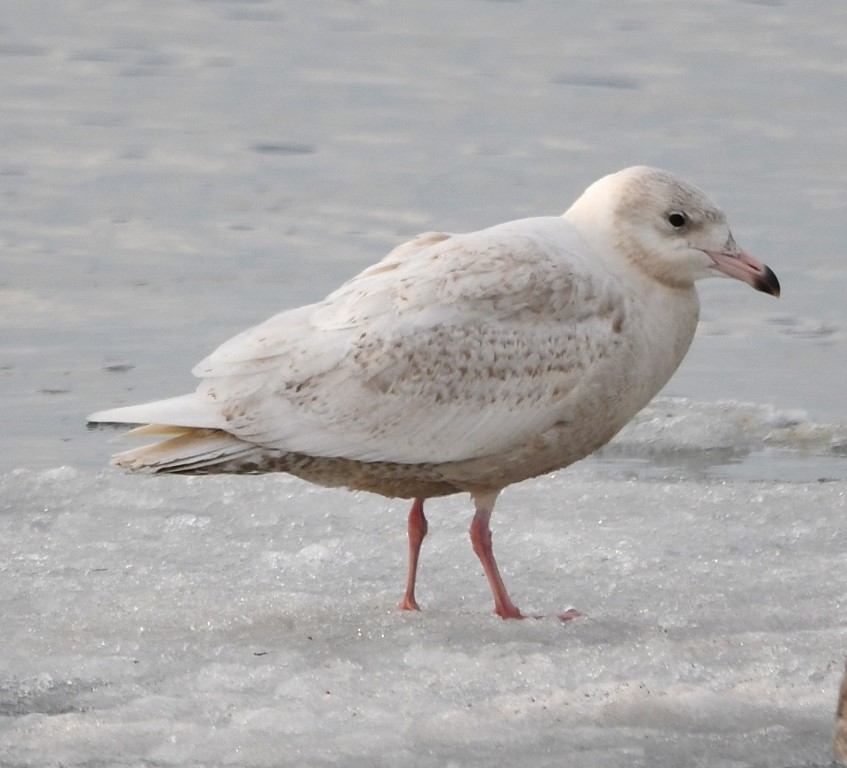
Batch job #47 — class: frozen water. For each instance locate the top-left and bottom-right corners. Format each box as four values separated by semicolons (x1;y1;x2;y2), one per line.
1;458;845;766
594;398;847;483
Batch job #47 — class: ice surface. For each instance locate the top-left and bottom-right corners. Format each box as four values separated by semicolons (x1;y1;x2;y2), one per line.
1;455;845;767
593;398;847;483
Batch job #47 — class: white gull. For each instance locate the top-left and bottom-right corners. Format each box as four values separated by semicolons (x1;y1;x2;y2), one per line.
89;166;780;620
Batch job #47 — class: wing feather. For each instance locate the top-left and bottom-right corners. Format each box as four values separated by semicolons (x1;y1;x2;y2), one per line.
187;217;630;465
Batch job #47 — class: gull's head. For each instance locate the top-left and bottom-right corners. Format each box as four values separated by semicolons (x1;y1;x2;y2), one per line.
564;166;780;296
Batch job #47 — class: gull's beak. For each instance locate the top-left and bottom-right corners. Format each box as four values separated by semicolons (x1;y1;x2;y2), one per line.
706;247;780;297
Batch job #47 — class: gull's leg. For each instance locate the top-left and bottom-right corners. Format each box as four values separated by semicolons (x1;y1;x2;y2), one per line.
469;491;524;619
835;661;847;764
397;497;428;611
469;491;581;622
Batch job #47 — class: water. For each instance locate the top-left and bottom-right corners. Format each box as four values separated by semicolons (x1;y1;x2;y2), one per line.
2;0;846;476
1;2;846;766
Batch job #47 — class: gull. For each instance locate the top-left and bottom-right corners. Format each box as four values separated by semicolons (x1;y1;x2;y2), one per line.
89;166;780;620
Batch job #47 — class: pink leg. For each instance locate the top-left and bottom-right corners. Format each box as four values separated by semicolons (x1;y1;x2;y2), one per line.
470;492;581;622
397;497;428;611
469;499;525;620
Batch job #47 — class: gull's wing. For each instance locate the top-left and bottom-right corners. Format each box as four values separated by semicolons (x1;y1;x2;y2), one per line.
185;217;630;465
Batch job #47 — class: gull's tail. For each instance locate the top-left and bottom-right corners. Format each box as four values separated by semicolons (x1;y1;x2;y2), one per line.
88;396;263;474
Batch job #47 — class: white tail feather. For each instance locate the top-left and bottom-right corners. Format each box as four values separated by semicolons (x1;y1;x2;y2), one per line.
88;393;226;430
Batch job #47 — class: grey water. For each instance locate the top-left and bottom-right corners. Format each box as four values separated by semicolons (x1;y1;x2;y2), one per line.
2;0;846;480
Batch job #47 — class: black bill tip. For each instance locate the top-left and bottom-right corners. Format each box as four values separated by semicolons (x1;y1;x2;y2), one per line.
755;265;780;297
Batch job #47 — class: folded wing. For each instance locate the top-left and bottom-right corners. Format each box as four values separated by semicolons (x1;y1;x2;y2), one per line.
91;218;629;466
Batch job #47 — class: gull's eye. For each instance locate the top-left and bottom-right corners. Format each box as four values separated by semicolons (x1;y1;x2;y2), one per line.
667;211;688;229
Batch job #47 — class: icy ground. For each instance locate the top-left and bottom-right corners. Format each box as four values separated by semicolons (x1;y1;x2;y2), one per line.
2;401;846;767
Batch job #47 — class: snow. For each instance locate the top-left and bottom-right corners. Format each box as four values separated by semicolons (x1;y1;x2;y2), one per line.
2;401;846;766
